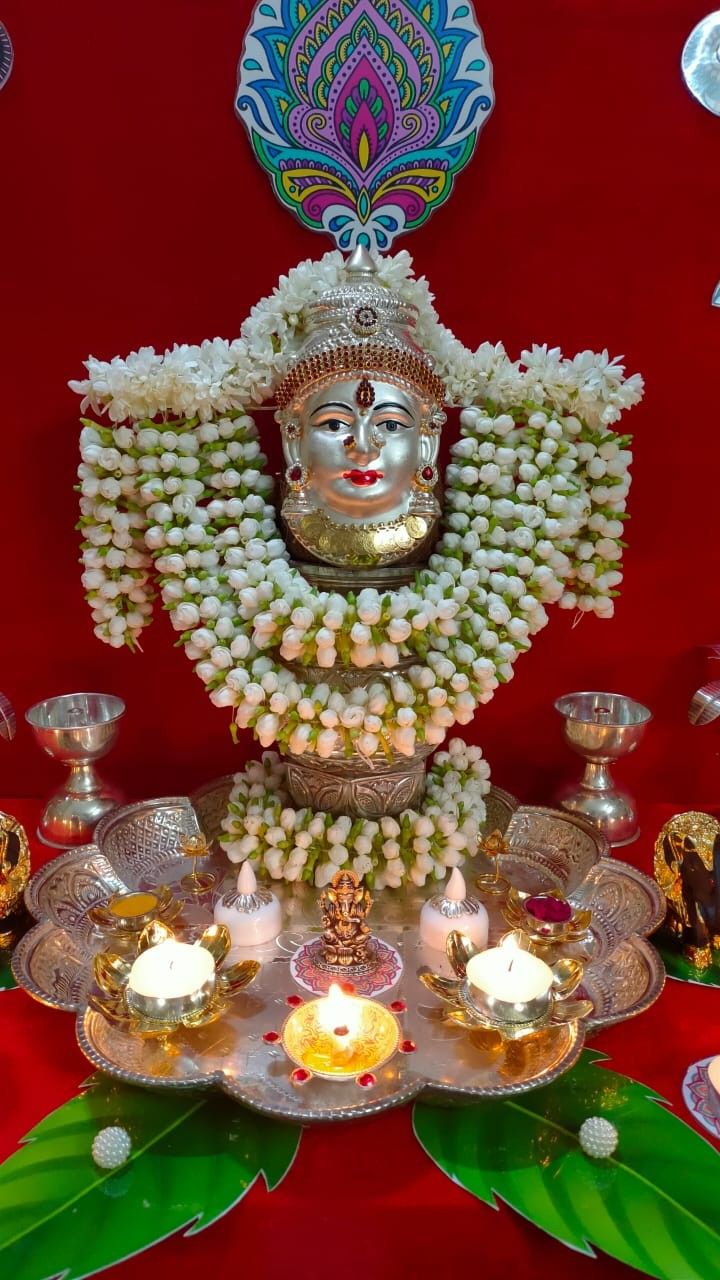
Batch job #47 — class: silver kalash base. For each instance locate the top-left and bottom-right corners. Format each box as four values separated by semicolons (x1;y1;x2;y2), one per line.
284;742;434;817
15;784;665;1125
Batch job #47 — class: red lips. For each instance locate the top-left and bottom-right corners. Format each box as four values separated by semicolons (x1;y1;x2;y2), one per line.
343;470;384;486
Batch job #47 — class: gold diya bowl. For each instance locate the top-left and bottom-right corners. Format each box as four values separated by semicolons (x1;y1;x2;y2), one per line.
89;887;182;936
502;887;592;950
281;996;400;1081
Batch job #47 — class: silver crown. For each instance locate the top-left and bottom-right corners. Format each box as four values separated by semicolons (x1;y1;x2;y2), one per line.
274;247;445;410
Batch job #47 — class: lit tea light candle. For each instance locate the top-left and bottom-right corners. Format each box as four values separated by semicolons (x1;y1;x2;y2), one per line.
281;983;399;1081
465;934;554;1024
420;868;489;953
214;861;282;947
317;982;362;1046
126;939;215;1023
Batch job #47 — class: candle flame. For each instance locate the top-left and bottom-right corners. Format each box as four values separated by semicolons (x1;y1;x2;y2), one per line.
318;983;361;1039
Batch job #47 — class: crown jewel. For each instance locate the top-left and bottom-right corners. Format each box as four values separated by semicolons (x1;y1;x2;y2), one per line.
275;250;446;410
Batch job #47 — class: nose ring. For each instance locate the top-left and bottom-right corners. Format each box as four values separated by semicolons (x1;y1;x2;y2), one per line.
343;434;355;450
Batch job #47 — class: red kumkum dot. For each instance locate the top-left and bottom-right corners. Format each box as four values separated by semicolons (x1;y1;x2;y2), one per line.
357;1072;376;1088
291;1067;312;1085
262;1030;280;1044
340;981;356;996
526;895;573;924
390;1000;406;1013
400;1039;417;1054
286;994;304;1006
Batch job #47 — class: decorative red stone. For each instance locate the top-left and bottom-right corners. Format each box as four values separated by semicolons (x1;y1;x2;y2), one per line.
357;1072;376;1088
262;1030;280;1044
390;1000;407;1013
333;1025;350;1037
421;466;434;480
399;1039;417;1054
286;994;304;1006
526;895;573;924
289;465;303;481
291;1067;312;1085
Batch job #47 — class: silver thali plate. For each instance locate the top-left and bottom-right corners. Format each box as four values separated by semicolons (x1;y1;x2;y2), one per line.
14;786;664;1122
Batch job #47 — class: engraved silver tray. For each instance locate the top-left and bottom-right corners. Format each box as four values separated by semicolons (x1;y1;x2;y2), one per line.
15;788;664;1123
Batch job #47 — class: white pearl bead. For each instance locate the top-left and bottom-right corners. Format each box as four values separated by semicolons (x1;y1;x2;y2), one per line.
92;1125;132;1170
578;1116;618;1159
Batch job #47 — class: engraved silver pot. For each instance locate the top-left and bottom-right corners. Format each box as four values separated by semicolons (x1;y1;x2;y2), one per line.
284;742;434;818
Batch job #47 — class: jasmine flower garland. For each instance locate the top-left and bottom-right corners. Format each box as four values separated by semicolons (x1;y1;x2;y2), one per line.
219;741;490;889
73;250;642;884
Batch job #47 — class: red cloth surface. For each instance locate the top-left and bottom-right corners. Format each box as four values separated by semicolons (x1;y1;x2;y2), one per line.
2;799;719;1280
1;0;720;805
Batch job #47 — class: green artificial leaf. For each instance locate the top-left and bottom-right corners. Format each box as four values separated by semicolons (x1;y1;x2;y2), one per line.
413;1050;720;1280
0;1074;301;1280
0;949;17;990
658;941;720;988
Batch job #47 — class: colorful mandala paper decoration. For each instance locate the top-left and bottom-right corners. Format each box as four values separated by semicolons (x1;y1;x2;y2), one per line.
236;0;494;251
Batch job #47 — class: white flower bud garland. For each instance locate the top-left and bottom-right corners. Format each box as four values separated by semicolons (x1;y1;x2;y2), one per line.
220;741;490;889
72;250;642;790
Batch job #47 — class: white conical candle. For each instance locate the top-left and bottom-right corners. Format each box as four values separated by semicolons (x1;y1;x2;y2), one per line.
214;860;282;947
419;868;489;953
445;867;467;901
237;860;257;895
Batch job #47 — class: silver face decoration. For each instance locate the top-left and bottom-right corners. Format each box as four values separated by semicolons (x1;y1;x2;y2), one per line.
282;379;434;524
273;247;447;568
279;378;442;567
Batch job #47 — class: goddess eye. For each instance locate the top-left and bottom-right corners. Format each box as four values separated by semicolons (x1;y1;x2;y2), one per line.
380;419;409;433
324;419;346;432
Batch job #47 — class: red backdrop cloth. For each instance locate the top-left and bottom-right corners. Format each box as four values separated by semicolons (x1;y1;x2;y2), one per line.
2;799;719;1280
0;0;719;804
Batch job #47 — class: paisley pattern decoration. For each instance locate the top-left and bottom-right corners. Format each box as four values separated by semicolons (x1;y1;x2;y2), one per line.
236;0;494;250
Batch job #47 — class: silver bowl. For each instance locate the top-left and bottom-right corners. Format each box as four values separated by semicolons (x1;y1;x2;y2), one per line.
554;692;652;847
26;693;125;847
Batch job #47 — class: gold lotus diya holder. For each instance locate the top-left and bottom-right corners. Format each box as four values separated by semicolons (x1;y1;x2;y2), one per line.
420;928;593;1044
91;919;259;1040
